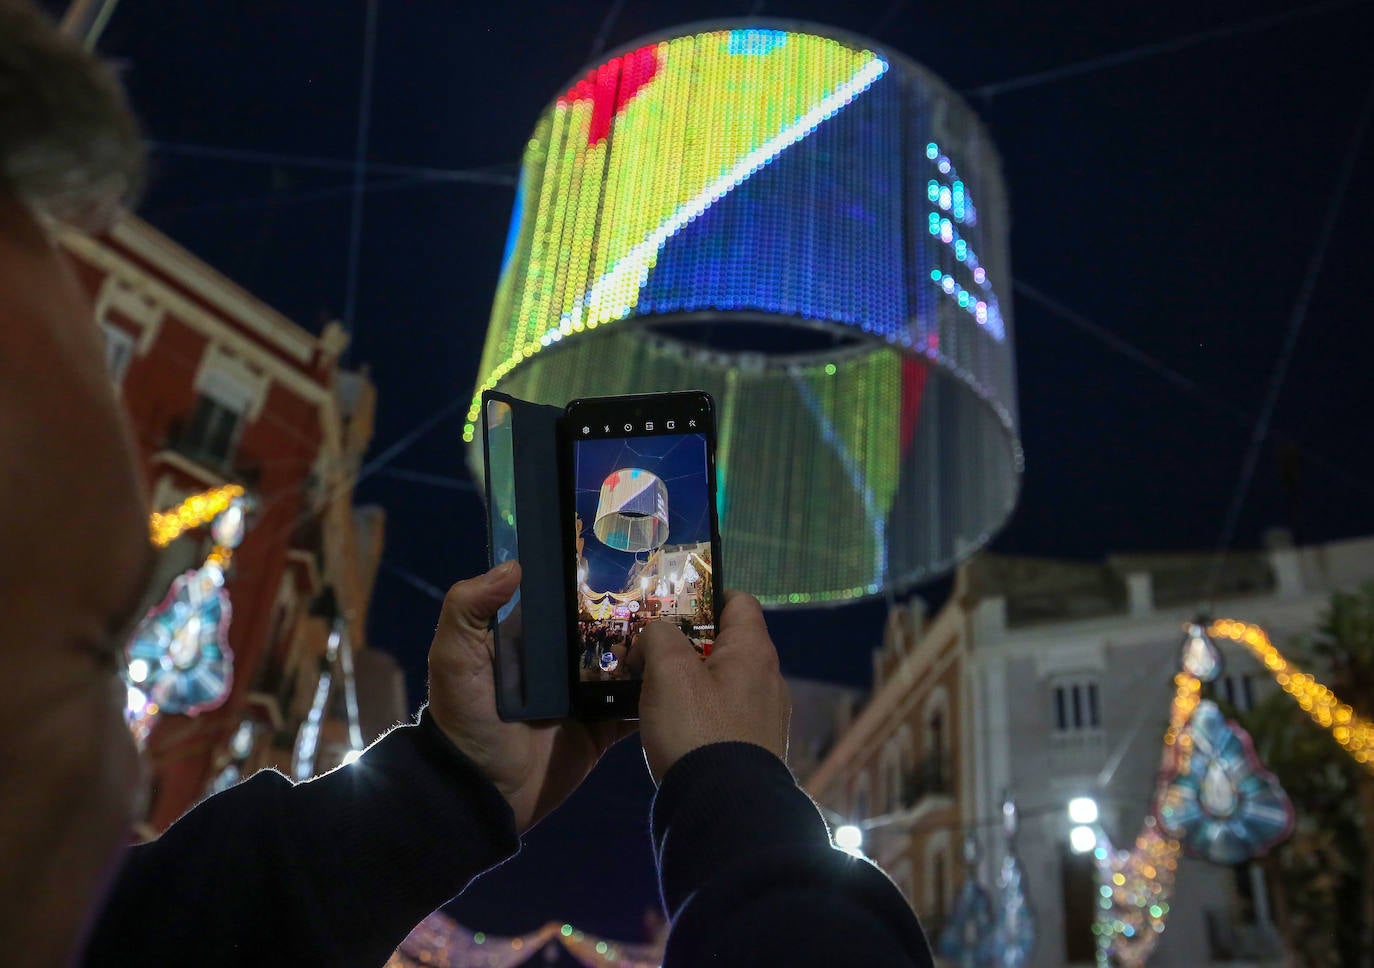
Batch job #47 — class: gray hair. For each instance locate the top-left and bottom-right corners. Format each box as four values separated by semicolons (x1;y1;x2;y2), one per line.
0;0;144;229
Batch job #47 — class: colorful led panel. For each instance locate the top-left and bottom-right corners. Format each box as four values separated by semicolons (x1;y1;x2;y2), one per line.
467;25;1021;605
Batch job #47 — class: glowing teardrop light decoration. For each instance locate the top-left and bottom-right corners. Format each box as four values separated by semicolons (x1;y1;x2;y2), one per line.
1179;623;1222;682
1199;760;1239;818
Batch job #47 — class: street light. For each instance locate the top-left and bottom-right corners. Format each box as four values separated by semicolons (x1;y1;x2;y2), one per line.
1068;796;1099;825
1069;825;1098;854
835;824;864;857
1068;796;1100;853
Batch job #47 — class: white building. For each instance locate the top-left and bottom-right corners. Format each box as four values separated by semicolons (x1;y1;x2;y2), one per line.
969;531;1374;966
804;531;1374;966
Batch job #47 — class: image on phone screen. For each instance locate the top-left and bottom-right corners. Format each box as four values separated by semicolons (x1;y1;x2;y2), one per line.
572;433;716;682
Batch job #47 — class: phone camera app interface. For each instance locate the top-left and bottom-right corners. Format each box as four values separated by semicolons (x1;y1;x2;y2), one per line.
573;432;715;683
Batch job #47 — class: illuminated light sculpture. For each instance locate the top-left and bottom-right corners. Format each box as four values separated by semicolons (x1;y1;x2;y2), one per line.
1092;619;1301;967
1210;618;1374;771
593;467;670;552
124;560;233;717
937;834;995;967
467;23;1021;605
989;796;1035;968
125;494;252;736
1180;622;1222;681
1156;700;1294;864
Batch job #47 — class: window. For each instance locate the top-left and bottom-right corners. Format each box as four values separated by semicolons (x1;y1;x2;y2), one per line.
180;352;261;467
1218;674;1256;713
1054;679;1101;732
883;742;904;812
929;709;946;760
100;321;135;384
181;394;243;464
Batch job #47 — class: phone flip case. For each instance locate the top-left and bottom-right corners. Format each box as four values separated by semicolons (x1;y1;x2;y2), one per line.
480;390;573;720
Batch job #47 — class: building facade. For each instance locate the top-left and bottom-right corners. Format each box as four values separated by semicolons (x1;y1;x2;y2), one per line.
805;584;971;939
804;532;1374;966
58;216;405;830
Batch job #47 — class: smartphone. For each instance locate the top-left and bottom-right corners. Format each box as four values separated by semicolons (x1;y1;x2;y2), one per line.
561;391;723;719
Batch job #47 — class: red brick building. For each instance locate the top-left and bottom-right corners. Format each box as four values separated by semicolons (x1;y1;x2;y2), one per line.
58;216;403;830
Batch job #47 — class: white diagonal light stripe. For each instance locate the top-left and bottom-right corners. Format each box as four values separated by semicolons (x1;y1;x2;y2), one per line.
537;56;890;347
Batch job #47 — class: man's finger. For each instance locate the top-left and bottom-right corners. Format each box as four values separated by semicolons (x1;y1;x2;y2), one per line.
708;591;779;671
637;620;702;686
441;561;521;636
718;590;767;634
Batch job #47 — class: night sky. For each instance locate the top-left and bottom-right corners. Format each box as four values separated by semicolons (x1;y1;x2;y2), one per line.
85;0;1374;946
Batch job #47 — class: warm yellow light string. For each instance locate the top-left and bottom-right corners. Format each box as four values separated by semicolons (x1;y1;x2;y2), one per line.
148;484;245;548
1210;618;1374;772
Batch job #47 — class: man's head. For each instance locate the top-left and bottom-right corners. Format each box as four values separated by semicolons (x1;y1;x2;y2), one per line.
0;2;153;962
0;0;144;229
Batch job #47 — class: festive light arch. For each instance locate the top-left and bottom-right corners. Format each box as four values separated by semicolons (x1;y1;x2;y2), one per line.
466;22;1021;605
149;484;245;548
1209;618;1374;771
1091;615;1370;966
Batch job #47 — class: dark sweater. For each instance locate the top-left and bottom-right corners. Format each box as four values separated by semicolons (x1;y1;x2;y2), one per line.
85;711;932;966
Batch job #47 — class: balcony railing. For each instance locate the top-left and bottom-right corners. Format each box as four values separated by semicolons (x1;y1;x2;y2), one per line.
163;415;260;487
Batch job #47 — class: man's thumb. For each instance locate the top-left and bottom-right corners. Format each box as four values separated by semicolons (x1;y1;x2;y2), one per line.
441;561;520;636
637;620;700;687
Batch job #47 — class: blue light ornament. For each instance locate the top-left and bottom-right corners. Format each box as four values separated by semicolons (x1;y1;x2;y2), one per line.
125;562;234;717
1155;700;1293;865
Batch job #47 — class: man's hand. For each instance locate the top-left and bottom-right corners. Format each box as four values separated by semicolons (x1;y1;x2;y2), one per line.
427;562;633;834
638;592;790;785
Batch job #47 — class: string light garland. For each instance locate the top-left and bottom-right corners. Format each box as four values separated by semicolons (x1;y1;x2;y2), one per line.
1091;671;1192;968
148;484;246;548
1209;618;1374;771
1091;821;1179;968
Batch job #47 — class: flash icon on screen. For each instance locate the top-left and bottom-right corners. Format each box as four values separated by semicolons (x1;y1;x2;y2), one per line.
603;425;610;433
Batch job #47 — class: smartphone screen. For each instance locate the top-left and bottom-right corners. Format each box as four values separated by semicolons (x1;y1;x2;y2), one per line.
564;393;720;714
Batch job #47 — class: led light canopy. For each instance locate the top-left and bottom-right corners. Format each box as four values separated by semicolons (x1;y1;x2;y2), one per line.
468;22;1021;605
